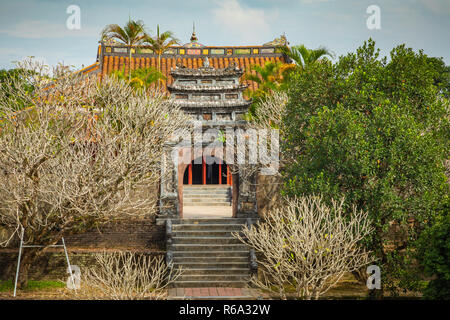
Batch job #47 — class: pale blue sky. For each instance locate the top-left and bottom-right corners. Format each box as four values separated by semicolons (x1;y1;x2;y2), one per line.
0;0;449;69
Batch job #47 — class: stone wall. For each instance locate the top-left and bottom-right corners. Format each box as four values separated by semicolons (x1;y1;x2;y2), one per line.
0;217;165;281
256;174;282;218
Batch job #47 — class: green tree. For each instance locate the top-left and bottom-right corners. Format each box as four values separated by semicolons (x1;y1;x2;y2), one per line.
111;66;165;91
101;19;147;81
144;25;179;90
0;68;37;112
426;56;450;98
416;199;450;300
281;44;334;71
282;39;449;297
243;61;284;119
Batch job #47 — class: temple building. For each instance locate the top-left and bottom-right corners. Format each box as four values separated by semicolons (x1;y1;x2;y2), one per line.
78;31;290;221
76;31;290;288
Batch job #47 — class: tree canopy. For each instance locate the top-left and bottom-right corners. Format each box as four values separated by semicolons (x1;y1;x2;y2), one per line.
281;39;449;297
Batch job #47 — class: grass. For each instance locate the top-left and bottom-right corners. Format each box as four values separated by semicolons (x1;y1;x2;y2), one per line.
0;280;65;292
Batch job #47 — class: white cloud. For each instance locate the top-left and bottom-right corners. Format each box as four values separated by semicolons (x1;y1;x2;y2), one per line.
0;20;97;39
212;0;274;43
418;0;450;15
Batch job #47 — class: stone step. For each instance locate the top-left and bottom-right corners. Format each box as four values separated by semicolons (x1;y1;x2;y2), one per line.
183;193;231;199
169;244;249;251
183;193;231;198
173;230;244;237
183;189;231;194
173;256;248;263
182;202;232;206
172;236;242;245
176;268;250;276
174;262;249;269
171;250;250;258
171;280;247;288
176;274;250;282
172;218;247;224
172;224;244;231
183;200;231;204
183;197;231;201
183;189;231;193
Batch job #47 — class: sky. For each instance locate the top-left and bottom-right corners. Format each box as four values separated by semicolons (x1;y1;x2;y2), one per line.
0;0;449;70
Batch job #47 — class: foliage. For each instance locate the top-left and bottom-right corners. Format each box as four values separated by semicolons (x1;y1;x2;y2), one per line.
234;195;374;300
282;38;449;296
426;56;450;98
0;68;37;112
143;25;179;88
281;44;334;71
0;280;65;292
244;44;331;122
416;199;450;300
243;61;290;120
101;19;147;81
111;65;165;91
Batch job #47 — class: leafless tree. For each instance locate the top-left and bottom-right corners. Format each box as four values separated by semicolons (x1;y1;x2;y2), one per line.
234;195;374;300
0;58;189;287
224;92;288;185
251;91;288;130
78;251;182;300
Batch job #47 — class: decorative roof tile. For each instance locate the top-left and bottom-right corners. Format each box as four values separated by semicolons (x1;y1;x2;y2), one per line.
173;99;251;109
89;37;290;92
167;83;248;92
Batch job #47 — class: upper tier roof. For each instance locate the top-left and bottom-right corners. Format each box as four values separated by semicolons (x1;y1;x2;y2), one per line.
170;62;244;78
92;35;290;92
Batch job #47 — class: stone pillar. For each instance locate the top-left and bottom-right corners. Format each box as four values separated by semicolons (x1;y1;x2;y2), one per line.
157;142;181;224
235;166;258;218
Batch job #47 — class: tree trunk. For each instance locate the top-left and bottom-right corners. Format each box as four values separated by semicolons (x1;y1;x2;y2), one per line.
129;47;132;82
158;54;161;91
16;248;40;289
368;225;386;300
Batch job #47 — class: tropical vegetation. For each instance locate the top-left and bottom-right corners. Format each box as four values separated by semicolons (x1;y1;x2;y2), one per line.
280;39;449;298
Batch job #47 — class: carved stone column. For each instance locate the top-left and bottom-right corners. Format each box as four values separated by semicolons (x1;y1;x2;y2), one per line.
157;141;180;224
236;165;258;218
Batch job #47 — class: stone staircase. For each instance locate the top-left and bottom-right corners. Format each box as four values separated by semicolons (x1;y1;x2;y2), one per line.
183;185;232;206
166;218;257;288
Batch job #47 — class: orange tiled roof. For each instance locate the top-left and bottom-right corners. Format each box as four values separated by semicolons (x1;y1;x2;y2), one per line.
93;41;289;92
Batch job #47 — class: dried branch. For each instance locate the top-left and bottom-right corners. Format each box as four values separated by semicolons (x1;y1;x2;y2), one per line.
78;251;182;300
234;195;375;300
0;59;189;282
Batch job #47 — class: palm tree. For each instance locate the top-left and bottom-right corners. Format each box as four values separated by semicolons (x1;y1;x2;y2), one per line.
144;25;179;90
281;44;334;71
101;19;147;81
243;61;284;119
111;66;165;91
244;61;283;96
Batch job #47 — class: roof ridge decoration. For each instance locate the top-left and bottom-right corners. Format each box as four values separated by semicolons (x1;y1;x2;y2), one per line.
190;22;198;42
171;57;243;77
263;34;289;47
183;22;204;48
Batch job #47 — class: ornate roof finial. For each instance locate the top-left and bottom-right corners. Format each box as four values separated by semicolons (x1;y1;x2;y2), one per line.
190;21;198;42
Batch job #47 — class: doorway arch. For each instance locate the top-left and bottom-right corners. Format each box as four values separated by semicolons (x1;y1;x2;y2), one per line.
178;155;236;218
182;157;232;186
